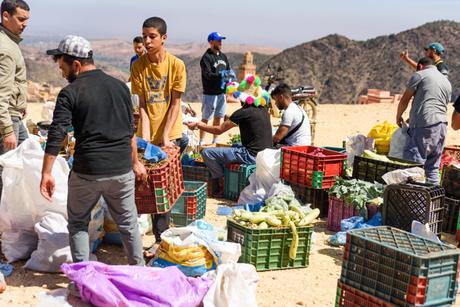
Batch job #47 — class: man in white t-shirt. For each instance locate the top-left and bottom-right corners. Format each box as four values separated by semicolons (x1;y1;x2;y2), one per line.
271;83;311;146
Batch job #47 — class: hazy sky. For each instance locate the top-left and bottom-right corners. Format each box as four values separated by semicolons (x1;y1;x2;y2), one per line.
24;0;460;48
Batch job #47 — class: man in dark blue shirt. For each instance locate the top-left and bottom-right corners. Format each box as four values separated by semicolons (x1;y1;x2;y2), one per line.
130;36;145;72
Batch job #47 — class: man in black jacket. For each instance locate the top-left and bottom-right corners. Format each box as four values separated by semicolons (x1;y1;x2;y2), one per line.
199;32;231;145
40;35;146;266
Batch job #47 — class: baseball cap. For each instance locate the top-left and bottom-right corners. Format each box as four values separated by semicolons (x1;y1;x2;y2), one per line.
46;35;93;58
207;32;226;42
424;42;445;54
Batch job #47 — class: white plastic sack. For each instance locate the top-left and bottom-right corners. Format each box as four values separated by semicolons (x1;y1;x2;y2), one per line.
382;167;425;185
24;213;72;272
0;138;69;232
389;122;409;159
202;263;259;307
37;289;72;307
346;134;375;165
89;200;105;252
1;230;38;262
238;149;280;204
161;220;241;265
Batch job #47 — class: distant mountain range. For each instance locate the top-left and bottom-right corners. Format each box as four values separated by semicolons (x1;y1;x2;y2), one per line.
22;20;460;103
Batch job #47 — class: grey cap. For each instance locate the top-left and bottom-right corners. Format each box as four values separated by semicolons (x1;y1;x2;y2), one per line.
46;35;93;58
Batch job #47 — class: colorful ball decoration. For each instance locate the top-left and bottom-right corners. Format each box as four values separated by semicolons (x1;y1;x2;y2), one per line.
229;74;268;108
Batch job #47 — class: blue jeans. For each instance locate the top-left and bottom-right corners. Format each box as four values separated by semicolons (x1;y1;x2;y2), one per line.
201;145;256;179
403;122;446;183
202;94;226;120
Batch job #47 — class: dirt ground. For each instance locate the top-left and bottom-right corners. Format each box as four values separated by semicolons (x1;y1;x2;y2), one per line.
1;101;459;306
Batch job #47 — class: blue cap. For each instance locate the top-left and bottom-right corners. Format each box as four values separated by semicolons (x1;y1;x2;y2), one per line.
207;32;226;42
425;42;445;54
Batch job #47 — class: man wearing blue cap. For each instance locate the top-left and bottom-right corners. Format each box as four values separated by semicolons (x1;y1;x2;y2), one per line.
199;32;231;145
400;42;448;76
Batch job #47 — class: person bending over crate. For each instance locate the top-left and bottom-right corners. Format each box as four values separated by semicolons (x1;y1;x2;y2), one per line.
187;92;273;196
396;57;452;183
40;35;147;268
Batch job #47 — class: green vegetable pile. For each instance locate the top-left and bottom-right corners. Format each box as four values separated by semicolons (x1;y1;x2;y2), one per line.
228;134;241;145
362;150;413;166
230;193;320;260
329;177;384;219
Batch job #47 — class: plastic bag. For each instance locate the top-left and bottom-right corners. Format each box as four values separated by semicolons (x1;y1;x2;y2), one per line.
166;221;240;264
345;134;375;166
37;289;72;307
341;216;364;232
24;213;72;272
61;261;212;307
1;230;38;262
0;138;69;232
238;149;280;204
382;167;425;185
202;263;259;307
411;221;441;243
389;122;409;159
368;121;398;154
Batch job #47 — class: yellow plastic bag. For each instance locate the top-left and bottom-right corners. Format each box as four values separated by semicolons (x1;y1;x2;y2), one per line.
157;240;215;269
367;121;398;154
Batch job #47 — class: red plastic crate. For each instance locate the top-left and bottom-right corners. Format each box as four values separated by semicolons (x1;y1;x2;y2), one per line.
135;147;184;214
443;145;460;161
336;280;395;307
327;197;359;232
281;146;346;189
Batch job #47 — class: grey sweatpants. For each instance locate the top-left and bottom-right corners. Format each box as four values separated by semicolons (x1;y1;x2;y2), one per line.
403;122;446;183
67;170;144;265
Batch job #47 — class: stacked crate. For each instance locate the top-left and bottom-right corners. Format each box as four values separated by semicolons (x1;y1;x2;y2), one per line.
170;181;207;227
281;146;347;217
336;226;460;306
441;158;460;235
382;182;445;237
223;163;256;201
135;147;184;214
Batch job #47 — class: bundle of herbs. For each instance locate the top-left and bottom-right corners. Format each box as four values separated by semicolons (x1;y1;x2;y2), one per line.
329;177;384;219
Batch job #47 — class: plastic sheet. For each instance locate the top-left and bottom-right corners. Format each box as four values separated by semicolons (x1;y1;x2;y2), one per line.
61;261;212;307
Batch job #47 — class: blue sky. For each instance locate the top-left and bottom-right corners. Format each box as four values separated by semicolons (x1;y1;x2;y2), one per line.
24;0;460;47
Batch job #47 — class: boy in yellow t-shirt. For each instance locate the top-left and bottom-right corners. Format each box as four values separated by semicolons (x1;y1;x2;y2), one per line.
131;17;186;147
131;16;186;243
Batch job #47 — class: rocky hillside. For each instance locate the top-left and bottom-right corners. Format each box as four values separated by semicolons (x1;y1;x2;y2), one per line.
22;21;460;104
258;20;460;103
21;39;278;101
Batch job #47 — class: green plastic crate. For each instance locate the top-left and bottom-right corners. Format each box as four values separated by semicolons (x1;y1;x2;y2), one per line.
170;181;207;226
223;164;256;201
227;219;313;271
322;146;346;154
341;226;460;306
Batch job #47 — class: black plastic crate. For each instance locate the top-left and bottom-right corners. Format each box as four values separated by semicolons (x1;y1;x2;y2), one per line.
341;226;460;306
441;165;460;199
182;164;214;196
352;155;423;184
289;183;329;217
443;196;460;234
382;183;445;236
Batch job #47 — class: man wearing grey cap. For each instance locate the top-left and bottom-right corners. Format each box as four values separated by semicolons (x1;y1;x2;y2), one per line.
0;0;30;199
40;35;147;268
